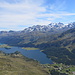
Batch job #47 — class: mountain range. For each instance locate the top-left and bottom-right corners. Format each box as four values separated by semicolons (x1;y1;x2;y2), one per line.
0;22;75;46
39;28;75;65
22;22;75;33
1;22;75;33
0;22;75;65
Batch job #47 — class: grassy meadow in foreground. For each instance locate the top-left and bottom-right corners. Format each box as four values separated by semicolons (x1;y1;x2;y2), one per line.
0;51;49;75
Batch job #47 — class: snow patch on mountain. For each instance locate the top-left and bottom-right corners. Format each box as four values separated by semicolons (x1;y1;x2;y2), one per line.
22;22;75;33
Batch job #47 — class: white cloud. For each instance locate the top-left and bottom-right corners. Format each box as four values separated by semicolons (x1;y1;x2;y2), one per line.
0;0;47;30
0;0;75;30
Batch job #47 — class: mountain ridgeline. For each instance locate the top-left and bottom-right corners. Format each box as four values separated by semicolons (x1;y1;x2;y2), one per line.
0;22;75;46
0;22;75;65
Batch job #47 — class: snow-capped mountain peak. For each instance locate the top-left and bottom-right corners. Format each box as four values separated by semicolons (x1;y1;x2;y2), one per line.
22;22;75;33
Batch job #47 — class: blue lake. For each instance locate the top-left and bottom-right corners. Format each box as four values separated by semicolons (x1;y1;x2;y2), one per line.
0;47;53;64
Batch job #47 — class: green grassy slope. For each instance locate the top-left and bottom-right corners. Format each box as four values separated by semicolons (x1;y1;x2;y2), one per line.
0;51;75;75
0;51;49;75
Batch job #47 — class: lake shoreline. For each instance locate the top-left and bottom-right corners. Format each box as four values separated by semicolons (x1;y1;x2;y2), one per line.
0;45;53;64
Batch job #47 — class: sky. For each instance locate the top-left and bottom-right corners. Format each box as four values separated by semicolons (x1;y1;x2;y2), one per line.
0;0;75;31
